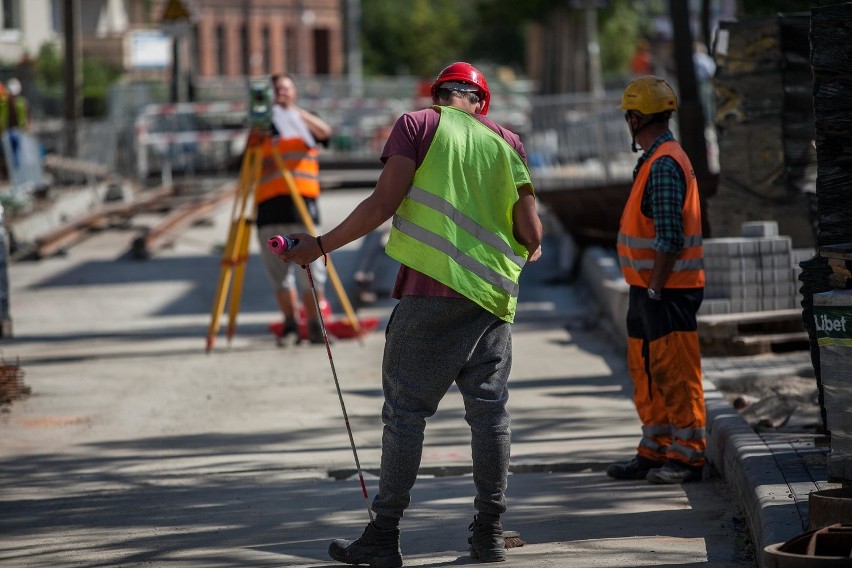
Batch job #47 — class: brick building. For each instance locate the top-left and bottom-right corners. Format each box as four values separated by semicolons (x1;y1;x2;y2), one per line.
155;0;344;77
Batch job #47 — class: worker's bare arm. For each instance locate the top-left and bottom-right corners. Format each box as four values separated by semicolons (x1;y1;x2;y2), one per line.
280;155;416;265
513;183;543;263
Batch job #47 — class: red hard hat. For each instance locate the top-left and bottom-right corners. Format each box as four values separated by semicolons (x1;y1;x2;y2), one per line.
430;62;490;115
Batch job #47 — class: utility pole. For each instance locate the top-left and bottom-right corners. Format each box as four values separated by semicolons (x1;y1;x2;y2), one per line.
161;0;195;102
584;4;611;182
345;0;363;97
170;30;181;102
243;0;251;89
63;0;82;157
701;0;712;51
669;0;709;181
584;5;603;97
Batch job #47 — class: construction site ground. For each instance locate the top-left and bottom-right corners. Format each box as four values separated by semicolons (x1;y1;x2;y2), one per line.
0;179;836;567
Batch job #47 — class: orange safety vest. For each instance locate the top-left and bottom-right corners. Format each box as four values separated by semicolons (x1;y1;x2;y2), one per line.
617;140;704;288
255;137;320;204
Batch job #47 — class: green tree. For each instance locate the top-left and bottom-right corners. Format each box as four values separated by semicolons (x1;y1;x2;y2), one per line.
475;0;563;22
32;42;122;117
34;43;64;92
470;0;563;69
599;0;646;76
362;0;470;77
361;0;649;79
475;0;645;76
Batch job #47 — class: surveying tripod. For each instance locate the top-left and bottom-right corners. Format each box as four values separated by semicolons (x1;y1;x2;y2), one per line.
205;130;361;353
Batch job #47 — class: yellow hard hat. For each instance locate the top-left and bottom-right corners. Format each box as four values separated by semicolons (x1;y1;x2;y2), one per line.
618;75;677;115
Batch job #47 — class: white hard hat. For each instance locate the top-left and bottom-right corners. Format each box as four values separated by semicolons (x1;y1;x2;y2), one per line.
7;78;21;96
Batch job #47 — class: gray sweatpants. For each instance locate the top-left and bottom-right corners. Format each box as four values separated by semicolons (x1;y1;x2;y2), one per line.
372;295;512;519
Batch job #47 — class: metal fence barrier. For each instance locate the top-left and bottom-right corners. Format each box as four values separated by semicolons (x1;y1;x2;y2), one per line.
25;79;643;189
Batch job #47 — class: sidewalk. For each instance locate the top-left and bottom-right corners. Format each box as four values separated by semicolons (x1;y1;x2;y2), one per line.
0;186;831;567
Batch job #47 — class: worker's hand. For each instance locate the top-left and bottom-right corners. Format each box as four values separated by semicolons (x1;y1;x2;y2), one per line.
276;232;322;266
527;245;542;263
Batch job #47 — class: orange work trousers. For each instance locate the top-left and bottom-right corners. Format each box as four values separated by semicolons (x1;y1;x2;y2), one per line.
625;286;706;467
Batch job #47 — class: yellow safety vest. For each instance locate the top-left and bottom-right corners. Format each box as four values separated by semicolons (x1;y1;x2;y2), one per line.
385;106;532;322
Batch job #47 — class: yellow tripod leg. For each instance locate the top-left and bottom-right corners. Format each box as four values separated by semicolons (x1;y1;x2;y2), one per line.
226;217;254;343
206;217;239;351
206;146;259;352
224;147;262;344
269;148;363;336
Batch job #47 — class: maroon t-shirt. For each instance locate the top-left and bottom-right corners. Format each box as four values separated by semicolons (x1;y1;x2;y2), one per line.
380;107;528;299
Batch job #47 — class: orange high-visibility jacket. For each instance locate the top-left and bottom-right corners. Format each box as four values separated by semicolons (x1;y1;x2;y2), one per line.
617;141;704;288
255;137;320;204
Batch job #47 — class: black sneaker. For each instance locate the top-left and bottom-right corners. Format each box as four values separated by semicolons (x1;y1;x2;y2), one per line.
606;455;664;480
469;514;505;562
646;460;703;484
328;521;402;567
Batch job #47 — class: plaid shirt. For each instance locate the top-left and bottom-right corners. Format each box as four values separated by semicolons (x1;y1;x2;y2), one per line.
632;130;687;254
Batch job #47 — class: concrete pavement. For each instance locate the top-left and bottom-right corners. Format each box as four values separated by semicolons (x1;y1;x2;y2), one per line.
0;184;825;567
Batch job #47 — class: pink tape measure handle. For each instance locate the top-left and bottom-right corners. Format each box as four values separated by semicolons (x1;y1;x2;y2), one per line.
267;235;296;254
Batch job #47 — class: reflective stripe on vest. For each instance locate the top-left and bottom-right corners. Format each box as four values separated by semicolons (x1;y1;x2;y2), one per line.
617;140;704;288
385;106;532;322
392;196;523;298
255;137;320;203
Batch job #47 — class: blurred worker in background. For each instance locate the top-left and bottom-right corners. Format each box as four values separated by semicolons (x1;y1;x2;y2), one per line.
629;38;654;76
255;73;333;345
609;75;706;485
692;42;717;126
0;82;6;180
0;78;31;177
276;61;542;566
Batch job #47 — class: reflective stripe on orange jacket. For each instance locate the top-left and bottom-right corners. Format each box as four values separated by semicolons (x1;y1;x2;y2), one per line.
255;137;320;204
617;141;704;289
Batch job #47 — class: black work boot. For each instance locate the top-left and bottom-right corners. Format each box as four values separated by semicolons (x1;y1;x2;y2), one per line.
307;318;328;345
328;521;402;568
276;318;299;347
646;460;703;484
606;455;664;480
468;513;505;562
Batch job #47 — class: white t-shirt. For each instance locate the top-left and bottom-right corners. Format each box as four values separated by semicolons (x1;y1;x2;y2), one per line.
271;106;316;148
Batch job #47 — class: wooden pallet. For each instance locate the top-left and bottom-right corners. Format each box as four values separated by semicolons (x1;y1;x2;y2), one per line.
698;309;809;356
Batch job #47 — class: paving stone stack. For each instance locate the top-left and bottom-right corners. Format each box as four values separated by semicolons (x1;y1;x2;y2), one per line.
802;3;852;483
700;221;813;316
709;15;816;248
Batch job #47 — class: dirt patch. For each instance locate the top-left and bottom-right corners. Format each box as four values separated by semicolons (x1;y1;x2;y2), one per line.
16;416;93;428
0;362;29;408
